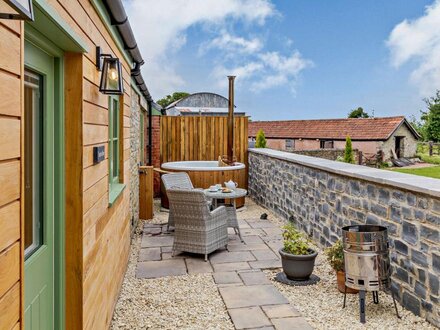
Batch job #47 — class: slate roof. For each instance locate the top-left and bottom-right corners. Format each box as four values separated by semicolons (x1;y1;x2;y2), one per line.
248;116;420;141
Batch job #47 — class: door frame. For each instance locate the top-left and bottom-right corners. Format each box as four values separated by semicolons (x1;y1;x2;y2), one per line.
24;25;65;329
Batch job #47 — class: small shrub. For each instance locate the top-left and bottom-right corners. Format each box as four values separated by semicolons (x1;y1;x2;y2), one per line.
282;223;312;255
325;240;344;272
344;136;354;164
255;129;267;148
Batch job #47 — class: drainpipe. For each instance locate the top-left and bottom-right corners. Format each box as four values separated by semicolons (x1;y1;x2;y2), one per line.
147;100;153;165
227;76;236;164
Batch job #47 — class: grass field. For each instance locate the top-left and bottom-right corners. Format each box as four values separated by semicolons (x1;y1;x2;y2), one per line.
391;166;440;179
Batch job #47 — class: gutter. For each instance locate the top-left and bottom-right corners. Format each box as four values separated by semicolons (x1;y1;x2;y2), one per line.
103;0;153;102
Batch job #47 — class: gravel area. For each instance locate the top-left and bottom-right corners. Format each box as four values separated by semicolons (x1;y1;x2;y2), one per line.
265;252;435;330
111;208;233;330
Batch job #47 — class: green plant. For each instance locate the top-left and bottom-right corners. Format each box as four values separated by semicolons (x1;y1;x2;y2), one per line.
344;135;354;164
255;129;267;148
282;223;312;255
325;240;344;272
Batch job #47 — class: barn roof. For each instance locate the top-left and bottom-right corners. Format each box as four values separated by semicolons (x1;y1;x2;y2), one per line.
248;116;420;141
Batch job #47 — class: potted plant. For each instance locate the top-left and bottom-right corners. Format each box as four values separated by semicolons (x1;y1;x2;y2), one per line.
279;223;318;280
325;240;357;293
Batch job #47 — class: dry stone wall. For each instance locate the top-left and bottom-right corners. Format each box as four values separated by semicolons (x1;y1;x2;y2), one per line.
130;90;141;236
248;148;440;326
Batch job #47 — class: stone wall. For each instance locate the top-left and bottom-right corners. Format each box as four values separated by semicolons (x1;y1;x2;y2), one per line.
152;116;161;196
248;148;440;326
291;148;359;162
130;89;141;236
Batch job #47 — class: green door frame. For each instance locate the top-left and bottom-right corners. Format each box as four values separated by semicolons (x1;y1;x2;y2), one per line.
24;25;65;330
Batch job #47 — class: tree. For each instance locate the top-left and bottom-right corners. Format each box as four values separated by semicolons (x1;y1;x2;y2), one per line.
255;129;267;148
348;107;370;118
424;90;440;142
344;136;354;164
157;92;190;108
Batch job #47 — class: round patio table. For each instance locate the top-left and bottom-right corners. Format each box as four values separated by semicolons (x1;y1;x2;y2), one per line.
204;188;247;242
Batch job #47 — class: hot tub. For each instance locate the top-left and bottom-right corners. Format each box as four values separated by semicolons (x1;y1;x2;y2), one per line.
161;161;247;208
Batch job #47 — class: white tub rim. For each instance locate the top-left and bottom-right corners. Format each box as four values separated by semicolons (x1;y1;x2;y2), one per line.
161;160;245;172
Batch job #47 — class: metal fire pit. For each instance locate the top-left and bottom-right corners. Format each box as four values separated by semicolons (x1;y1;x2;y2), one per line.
341;225;400;323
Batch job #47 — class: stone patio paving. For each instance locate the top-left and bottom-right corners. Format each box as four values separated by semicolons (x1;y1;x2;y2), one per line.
134;199;312;330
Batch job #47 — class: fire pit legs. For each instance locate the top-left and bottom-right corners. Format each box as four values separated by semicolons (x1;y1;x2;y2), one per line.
392;291;401;319
359;290;366;323
372;291;379;304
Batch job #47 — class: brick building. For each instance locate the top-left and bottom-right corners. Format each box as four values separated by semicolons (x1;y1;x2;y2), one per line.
249;116;420;161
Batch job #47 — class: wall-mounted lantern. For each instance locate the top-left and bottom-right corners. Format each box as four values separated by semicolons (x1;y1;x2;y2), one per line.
0;0;34;20
96;46;123;95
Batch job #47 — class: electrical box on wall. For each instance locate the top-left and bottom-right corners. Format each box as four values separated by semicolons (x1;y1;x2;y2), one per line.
93;145;105;164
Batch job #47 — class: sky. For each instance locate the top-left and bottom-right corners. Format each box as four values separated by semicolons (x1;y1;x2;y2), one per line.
124;0;440;121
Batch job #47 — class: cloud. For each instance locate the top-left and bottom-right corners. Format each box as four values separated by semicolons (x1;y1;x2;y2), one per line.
212;51;313;93
387;0;440;95
200;30;263;55
124;0;275;98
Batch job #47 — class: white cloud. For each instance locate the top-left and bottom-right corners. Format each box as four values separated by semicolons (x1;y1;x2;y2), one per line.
200;30;263;55
124;0;275;98
212;51;313;93
387;0;440;95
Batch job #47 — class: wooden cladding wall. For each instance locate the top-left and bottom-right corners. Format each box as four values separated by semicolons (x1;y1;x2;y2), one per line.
160;116;249;165
0;17;23;330
43;0;134;329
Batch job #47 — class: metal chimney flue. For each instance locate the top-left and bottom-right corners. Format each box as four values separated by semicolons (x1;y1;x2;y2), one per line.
227;76;236;164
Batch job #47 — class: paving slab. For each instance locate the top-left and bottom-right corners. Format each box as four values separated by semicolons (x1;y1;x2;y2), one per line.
210;251;256;264
141;235;174;248
238;270;271;285
228;307;272;329
249;259;282;269
228;243;271;252
138;247;161;262
161;252;187;260
161;246;173;253
219;285;288;309
213;272;242;285
242;235;265;244
136;259;187;279
262;227;283;237
185;258;213;274
271;317;313;330
248;221;277;229
212;262;251;272
261;304;301;318
251;249;279;261
240;228;265;237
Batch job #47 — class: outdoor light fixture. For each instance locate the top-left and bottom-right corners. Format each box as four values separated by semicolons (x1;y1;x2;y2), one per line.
96;46;123;95
0;0;34;20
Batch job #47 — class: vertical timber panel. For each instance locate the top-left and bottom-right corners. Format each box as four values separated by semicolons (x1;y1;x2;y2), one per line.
65;53;84;330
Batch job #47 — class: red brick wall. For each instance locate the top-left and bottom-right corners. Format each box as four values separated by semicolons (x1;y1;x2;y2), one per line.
151;116;161;196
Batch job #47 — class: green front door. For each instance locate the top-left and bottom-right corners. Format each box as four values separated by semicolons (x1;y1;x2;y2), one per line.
24;41;56;330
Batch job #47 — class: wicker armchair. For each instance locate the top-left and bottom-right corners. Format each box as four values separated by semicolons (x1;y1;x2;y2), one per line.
167;189;228;261
162;173;194;231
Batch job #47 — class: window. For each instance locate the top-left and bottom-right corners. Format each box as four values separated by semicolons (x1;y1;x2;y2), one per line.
320;140;334;149
108;95;125;205
285;139;294;150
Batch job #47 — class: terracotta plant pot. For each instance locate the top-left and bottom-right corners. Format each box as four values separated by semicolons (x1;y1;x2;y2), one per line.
279;248;318;281
337;270;358;294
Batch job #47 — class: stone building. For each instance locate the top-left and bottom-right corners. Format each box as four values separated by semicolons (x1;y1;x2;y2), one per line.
165;92;246;116
249;116;420;161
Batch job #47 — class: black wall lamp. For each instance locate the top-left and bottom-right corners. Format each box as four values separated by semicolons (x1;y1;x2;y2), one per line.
96;46;123;95
0;0;34;20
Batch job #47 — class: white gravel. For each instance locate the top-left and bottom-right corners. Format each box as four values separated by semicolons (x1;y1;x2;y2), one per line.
111;204;233;330
265;252;435;330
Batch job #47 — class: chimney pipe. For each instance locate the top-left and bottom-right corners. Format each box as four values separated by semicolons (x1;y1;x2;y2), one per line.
227;76;236;164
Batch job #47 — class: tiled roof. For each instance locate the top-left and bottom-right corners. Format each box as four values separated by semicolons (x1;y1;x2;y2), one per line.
248;116;416;140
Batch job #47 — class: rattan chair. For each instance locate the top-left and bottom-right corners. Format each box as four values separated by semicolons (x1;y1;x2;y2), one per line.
162;173;194;231
167;189;228;261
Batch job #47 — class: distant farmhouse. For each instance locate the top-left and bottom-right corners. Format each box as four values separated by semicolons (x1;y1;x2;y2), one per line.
249;116;420;161
165;92;246;116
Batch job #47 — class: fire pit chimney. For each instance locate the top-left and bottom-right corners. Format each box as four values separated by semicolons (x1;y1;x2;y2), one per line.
227;75;236;165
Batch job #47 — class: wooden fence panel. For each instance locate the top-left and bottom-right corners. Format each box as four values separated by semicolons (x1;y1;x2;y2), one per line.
160;116;249;166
